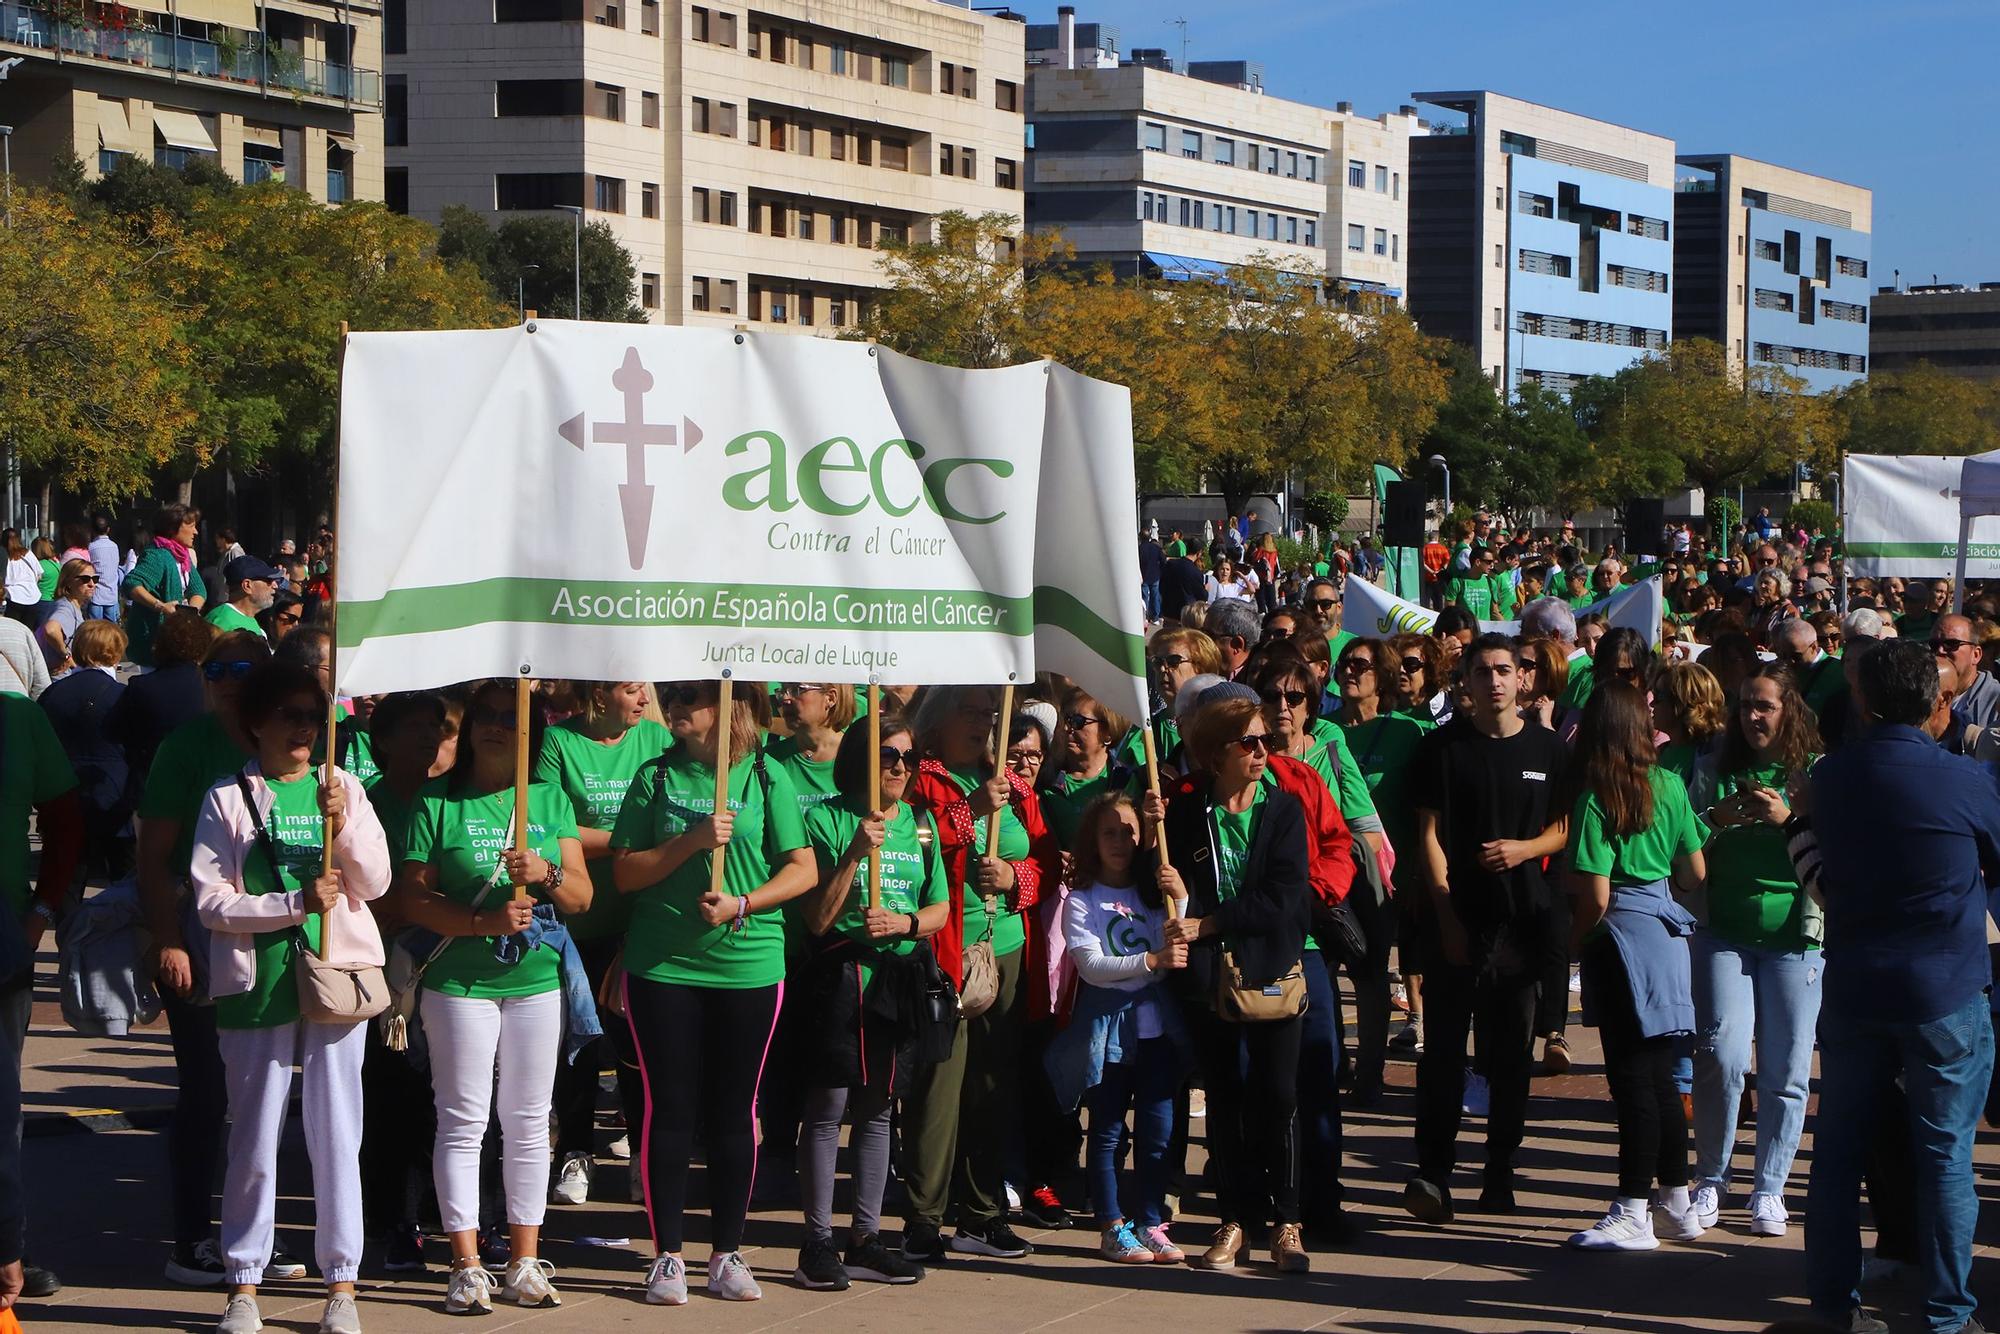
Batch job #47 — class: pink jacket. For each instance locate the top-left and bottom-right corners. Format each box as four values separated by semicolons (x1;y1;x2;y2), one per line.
191;762;391;1001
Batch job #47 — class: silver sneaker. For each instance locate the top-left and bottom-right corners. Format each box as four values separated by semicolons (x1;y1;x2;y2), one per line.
552;1152;593;1206
644;1254;688;1306
500;1257;561;1308
707;1250;763;1301
317;1292;363;1334
216;1293;263;1334
443;1263;497;1316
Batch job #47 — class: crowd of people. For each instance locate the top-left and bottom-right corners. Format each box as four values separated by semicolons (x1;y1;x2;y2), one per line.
1;500;1997;1334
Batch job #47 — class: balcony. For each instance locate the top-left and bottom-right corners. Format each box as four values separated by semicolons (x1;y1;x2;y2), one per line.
1;1;381;105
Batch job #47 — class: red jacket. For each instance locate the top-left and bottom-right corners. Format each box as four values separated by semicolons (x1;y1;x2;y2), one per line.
907;761;1062;991
1168;753;1354;910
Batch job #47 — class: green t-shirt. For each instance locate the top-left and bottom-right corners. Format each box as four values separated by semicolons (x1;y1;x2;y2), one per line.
1324;629;1358;699
215;774;324;1030
802;800;947;982
1798;657;1846;722
1;695;79;913
944;765;1028;958
768;742;842;823
1560;654;1596;712
1307;716;1378;824
1211;777;1274;915
405;782;578;998
1039;764;1133;848
1340;711;1424;858
204;602;266;638
611;749;809;988
1655;740;1702;792
119;547;190;667
1444;575;1494;619
139;713;251;875
1898;609;1939;642
36;558;59;601
1701;760;1816;950
364;774;433;866
1568;766;1705;885
533;717;671;942
1116;713;1179;774
1491;574;1520;620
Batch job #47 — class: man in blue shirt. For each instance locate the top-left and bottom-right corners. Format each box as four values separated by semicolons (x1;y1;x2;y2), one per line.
1805;640;2000;1334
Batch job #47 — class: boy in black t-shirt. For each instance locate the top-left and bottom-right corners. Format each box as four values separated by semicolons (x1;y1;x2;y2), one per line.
1405;634;1570;1222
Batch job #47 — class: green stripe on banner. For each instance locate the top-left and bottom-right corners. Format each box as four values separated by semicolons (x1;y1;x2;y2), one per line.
1032;585;1147;678
336;577;1034;649
1845;542;2000;560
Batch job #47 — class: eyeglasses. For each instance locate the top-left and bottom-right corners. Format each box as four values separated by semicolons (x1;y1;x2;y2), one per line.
1231;733;1272;755
1932;638;1971;656
879;746;919;771
1398;657;1427;674
203;660;257;682
663;685;708;706
1261;688;1309;709
1006;747;1044;768
471;706;516;728
1063;713;1101;731
776;683;825;697
1150;654;1189;671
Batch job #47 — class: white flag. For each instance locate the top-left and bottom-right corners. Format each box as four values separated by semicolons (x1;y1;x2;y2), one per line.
1345;576;1665;648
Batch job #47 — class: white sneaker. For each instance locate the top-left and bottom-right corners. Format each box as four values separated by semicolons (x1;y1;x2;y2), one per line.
501;1257;560;1308
1461;1072;1491;1117
707;1250;763;1301
606;1134;631;1161
1690;1182;1721;1230
216;1293;263;1334
1569;968;1582;994
1003;1182;1022;1212
1747;1191;1789;1238
552;1152;592;1206
444;1263;497;1316
1568;1201;1660;1251
1652;1195;1706;1241
644;1254;688;1306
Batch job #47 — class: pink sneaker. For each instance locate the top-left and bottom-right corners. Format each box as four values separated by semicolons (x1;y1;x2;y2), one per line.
1141;1224;1184;1263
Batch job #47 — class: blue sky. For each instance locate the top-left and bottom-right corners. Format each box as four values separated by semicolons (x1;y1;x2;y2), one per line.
1049;0;1999;286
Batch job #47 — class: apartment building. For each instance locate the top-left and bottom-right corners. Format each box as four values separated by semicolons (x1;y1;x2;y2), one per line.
1674;154;1872;393
1409;90;1676;397
0;0;383;201
387;0;1025;328
1872;282;2000;382
1025;8;1411;302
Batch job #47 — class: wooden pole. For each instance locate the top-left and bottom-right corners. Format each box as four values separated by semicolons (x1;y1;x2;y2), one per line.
319;320;349;959
512;677;531;903
986;683;1014;857
708;676;735;895
1142;727;1178;919
867;682;882;910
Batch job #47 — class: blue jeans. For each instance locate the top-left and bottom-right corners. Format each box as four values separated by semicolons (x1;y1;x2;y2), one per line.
1807;993;1993;1333
84;602;118;621
1692;934;1822;1197
1297;949;1344;1216
1083;1039;1177;1229
1140;581;1161;620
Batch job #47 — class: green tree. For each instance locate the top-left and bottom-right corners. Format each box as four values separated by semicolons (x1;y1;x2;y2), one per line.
435;204;644;321
1837;362;2000;457
861;210;1049;368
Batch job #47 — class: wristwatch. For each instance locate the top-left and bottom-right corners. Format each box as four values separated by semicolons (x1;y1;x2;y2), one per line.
904;912;919;939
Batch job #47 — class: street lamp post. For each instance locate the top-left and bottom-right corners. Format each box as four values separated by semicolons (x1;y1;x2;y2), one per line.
1428;453;1451;515
0;125;13;230
517;263;541;322
553;205;584;319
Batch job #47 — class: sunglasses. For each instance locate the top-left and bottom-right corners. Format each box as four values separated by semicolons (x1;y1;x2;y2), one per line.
663;685;709;706
1520;659;1541;672
271;705;321;730
1063;713;1101;731
1150;654;1188;671
1261;689;1309;709
776;683;825;697
879;746;919;770
1605;665;1644;683
276;611;303;626
1399;657;1427;673
1264;626;1294;641
1231;733;1272;755
1932;638;1971;656
203;660;257;682
472;706;516;728
1338;657;1374;673
1311;598;1338;611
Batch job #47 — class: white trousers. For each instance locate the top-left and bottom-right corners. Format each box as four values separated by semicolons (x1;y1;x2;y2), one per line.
421;988;562;1233
217;1019;367;1286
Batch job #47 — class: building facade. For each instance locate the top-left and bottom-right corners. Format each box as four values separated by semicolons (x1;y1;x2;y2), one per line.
388;0;1024;328
1024;14;1410;303
0;0;383;202
1673;154;1871;393
1870;283;2000;381
1408;90;1675;396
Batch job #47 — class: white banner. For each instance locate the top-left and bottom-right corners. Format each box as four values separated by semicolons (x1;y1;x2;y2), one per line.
1845;453;2000;579
1344;576;1665;648
334;324;1147;720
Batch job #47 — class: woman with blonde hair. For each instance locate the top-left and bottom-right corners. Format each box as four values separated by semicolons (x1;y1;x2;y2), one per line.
770;682;859;818
1649;661;1729;787
40;558;100;674
1517;636;1573;733
1128;627;1222;769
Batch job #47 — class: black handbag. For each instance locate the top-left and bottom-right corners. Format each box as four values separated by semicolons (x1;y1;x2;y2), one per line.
912;942;960;1064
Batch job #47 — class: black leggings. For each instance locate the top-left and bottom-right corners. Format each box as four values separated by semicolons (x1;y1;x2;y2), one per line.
1188;1007;1303;1228
161;988;228;1252
625;975;782;1254
553;935;644;1160
1584;934;1687;1198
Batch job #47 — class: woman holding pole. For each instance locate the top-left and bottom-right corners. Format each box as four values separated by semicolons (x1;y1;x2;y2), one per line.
392;679;591;1314
790;714;945;1290
611;678;816;1305
901;684;1061;1264
191;661;391;1334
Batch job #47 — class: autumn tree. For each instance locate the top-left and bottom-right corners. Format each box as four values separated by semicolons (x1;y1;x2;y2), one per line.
1837;361;2000;457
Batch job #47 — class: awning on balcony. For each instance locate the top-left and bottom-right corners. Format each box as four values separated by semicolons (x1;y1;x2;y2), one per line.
241;121;282;148
175;0;259;32
96;97;131;149
153;108;217;152
327;130;357;155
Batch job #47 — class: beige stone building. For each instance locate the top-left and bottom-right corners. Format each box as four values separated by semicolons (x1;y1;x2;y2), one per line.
0;0;383;202
387;0;1025;328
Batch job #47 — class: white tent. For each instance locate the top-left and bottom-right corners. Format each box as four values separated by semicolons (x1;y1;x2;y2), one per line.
1953;448;2000;610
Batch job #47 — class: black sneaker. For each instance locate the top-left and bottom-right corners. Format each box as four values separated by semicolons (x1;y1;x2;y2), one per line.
1401;1177;1455;1226
1017;1185;1073;1230
266;1248;307;1281
951;1219;1033;1259
902;1221;948;1264
792;1236;850;1291
384;1226;428;1274
1478;1169;1517;1215
20;1265;60;1299
845;1233;924;1284
165;1239;227;1288
478;1226;510;1269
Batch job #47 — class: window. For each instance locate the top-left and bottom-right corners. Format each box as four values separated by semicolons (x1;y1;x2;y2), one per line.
1143;122;1166;152
385;166;408;214
1494;307;1503;331
496;172;583;210
717;279;737;314
1243;141;1259;171
765;27;785;62
715;11;734;44
1261;212;1276;241
1782;230;1801;275
766;202;785;238
1285;216;1298;245
1181;129;1202;159
1390;233;1398;261
1373;228;1387;255
830;42;848;74
591;0;620;26
881;139;908;171
1627;214;1668;241
495;0;581;17
939;63;955;95
1347;224;1364;252
243;144;283;184
1304;220;1315;246
959;147;974;178
641;181;658;218
829;297;846;327
882;57;909;88
593;82;623;121
1237;205;1255;238
1179;197;1192;227
496;80;582;116
995;158;1017;190
385;78;408;145
1264;146;1278;174
641;91;658;127
1754;238;1781;262
1517;190;1552;217
798;293;814;326
798;209;814;240
857;133;873;165
692;276;711;312
385;0;406;51
1823;299;1867;323
1286;152;1298;178
640;0;656;33
1837;254;1868;278
996;79;1018;112
939;143;954;176
717;102;736;137
691;5;708;40
693;186;710;222
641;273;659;308
1607;264;1668;293
1517;249;1571;277
1213;137;1234;166
1375;164;1387;192
595;176;625;212
1815;236;1833;282
1347;159;1364;188
960;67;975;98
691;97;709;133
1304;155;1317;182
1494;243;1503;267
